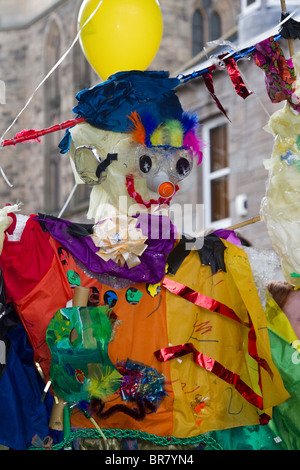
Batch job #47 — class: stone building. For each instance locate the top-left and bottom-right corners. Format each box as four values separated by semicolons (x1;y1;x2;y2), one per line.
0;0;298;249
174;0;300;248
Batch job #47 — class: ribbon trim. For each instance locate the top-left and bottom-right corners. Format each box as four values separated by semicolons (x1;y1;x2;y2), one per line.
162;277;244;324
162;277;274;413
223;56;253;99
154;343;264;410
162;277;272;376
202;72;231;122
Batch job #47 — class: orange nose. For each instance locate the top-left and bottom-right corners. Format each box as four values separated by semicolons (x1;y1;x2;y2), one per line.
158;182;175;198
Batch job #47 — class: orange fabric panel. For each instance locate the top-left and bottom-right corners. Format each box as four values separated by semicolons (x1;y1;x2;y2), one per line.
71;281;174;437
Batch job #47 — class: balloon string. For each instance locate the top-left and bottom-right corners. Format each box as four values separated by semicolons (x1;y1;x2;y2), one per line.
0;0;103;143
58;183;78;218
0;166;13;188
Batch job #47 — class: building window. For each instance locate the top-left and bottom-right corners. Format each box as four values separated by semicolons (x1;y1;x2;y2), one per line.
191;3;222;56
44;20;61;214
202;118;230;229
241;0;261;12
209;11;221;41
192;9;204;56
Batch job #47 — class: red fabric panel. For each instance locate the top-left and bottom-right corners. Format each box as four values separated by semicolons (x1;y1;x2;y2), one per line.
0;215;54;302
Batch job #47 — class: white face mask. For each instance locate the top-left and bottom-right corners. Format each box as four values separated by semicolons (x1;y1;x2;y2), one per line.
74;141;193;188
135;144;193;180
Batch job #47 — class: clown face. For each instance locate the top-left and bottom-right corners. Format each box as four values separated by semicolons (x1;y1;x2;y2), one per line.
69;110;202;222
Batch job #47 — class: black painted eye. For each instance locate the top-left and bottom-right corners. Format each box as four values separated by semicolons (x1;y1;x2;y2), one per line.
139;155;152;173
176;157;190;176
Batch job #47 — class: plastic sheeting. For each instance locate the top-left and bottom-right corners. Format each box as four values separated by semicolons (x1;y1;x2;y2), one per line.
260;52;300;286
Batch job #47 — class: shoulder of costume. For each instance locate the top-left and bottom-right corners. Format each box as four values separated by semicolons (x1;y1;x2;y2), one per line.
36;213;94;237
167;231;243;276
5;211;31;241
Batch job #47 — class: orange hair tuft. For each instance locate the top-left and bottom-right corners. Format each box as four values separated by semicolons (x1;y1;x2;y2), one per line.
127;111;146;145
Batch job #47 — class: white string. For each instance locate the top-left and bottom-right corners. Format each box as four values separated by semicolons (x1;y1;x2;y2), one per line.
239;63;272;119
0;166;13;187
0;0;103;143
58;183;78;218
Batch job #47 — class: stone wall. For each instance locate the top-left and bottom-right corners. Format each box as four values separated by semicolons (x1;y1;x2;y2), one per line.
0;0;293;250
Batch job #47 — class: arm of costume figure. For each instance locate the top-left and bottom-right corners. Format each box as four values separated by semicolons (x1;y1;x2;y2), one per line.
0;205;20;254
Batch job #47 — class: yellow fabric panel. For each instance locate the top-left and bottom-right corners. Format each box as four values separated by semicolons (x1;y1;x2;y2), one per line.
166;240;289;436
265;294;298;344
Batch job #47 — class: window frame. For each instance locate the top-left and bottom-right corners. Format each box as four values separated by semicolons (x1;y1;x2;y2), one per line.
191;5;222;57
201;116;231;230
241;0;262;13
192;8;204;56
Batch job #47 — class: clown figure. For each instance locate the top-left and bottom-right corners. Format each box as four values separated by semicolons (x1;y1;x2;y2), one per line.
0;71;289;449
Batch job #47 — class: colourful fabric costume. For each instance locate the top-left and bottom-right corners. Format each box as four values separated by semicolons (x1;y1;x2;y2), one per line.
0;70;292;449
0;210;289;445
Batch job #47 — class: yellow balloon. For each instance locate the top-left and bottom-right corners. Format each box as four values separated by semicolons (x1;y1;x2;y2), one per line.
78;0;163;81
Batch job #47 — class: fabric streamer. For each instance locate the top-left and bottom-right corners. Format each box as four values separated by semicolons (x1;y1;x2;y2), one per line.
253;36;300;112
161;275;275;417
202;72;230;121
154;343;266;412
162;277;243;324
162;275;275;379
223;56;253;99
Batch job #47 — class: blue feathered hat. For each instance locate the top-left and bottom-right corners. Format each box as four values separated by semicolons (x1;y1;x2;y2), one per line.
59;70;184;153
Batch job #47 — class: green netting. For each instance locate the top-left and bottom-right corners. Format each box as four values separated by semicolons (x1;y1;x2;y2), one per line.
28;428;223;450
208;424;284;450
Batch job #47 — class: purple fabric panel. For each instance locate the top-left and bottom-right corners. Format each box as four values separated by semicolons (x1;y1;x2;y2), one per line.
36;214;177;284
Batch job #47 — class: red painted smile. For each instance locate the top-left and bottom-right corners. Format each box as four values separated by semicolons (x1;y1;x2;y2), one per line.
126;175;179;208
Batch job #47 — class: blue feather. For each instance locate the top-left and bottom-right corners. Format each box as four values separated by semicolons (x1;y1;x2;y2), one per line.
180;112;199;134
139;110;159;147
